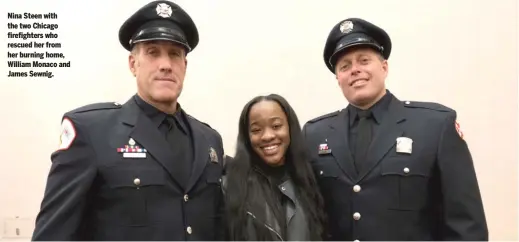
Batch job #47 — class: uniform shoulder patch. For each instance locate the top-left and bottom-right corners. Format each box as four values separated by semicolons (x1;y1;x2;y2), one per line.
455;119;464;140
306;110;341;123
70;102;122;114
58;117;76;151
402;101;453;112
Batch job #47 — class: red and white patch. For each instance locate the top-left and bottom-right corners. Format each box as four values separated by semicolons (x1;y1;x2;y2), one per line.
455;120;464;139
58;117;76;150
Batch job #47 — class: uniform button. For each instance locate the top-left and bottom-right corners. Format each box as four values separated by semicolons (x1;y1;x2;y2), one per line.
186;226;192;234
353;212;361;220
281;187;286;191
183;194;189;202
403;167;410;173
219;178;222;183
319;170;323;175
354;240;360;242
353;185;361;192
405;101;410;104
133;178;141;186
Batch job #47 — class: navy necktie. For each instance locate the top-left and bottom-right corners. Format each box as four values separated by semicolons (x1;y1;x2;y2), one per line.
354;110;373;173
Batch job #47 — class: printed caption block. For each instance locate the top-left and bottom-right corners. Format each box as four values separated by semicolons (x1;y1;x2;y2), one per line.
6;12;70;79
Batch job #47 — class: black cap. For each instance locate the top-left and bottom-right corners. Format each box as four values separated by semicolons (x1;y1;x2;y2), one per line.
323;18;391;73
118;1;199;53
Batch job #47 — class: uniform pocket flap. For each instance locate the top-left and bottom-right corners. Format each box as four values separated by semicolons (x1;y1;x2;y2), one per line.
105;168;166;188
381;159;430;177
314;162;341;178
205;163;223;184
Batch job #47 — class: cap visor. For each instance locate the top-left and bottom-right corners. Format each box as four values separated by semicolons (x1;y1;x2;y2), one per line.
328;34;382;67
131;24;190;51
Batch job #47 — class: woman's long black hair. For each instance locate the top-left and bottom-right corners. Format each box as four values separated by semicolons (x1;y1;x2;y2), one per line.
225;94;326;240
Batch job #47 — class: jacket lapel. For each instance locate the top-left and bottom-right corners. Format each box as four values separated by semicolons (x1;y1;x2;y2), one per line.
279;179;296;225
327;109;358;181
119;99;185;188
184;117;210;193
357;97;406;181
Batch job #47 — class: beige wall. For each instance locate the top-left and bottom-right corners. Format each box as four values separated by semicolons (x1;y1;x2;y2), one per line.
0;0;517;240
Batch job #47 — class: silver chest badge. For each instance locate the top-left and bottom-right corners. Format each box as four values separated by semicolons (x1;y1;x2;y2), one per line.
209;147;218;163
396;137;413;154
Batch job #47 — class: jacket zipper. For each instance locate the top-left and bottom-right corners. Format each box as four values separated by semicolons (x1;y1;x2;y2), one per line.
247;211;284;241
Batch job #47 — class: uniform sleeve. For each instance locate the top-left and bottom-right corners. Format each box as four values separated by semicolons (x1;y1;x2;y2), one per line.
301;123;312;155
32;115;98;241
301;123;319;166
214;133;229;240
301;123;309;139
437;112;488;240
301;123;332;241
